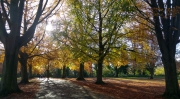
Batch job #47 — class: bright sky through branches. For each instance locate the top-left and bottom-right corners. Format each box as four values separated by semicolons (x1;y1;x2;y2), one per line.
46;23;53;31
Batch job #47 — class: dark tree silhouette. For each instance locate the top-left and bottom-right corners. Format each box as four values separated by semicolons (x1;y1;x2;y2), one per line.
0;0;61;96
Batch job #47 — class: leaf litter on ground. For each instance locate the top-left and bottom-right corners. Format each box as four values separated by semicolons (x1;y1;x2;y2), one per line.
1;79;40;99
68;78;165;99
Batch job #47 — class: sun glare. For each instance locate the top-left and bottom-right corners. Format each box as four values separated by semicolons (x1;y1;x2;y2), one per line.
46;24;53;31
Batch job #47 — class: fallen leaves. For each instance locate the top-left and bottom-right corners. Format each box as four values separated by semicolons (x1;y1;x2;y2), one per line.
1;79;40;99
68;78;165;99
0;78;166;99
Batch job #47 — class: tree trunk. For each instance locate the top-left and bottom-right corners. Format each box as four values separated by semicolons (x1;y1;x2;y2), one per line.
62;65;66;78
74;70;77;77
150;0;180;97
28;64;33;78
94;63;98;77
46;65;50;80
149;68;154;79
133;69;136;76
19;60;29;84
162;56;180;98
95;60;104;84
0;44;21;96
77;62;85;80
115;66;118;77
149;63;155;79
46;70;49;80
89;65;93;77
19;52;29;84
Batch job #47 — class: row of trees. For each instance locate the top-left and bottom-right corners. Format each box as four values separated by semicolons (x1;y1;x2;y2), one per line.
51;0;180;98
0;0;180;98
0;0;62;96
51;0;159;83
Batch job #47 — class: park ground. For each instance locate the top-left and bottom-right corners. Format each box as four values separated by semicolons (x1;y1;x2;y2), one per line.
1;77;166;99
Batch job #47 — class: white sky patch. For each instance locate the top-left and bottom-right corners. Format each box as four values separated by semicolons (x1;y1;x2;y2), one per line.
46;23;53;31
176;43;180;61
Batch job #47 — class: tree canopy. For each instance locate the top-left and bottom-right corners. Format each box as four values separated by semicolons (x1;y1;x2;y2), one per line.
1;0;180;98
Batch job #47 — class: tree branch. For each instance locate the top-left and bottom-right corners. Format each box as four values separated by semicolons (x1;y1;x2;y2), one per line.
19;0;44;47
17;0;25;36
29;20;46;55
38;0;61;24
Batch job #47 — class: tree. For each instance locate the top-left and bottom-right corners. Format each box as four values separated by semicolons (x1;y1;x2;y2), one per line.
67;0;134;84
120;0;160;79
26;24;48;78
18;31;45;83
28;58;33;78
0;0;61;96
76;62;85;80
127;25;159;78
133;0;180;98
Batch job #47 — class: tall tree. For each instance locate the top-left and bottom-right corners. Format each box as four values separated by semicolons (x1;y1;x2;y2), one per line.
18;32;45;83
133;0;180;98
0;0;61;96
67;0;134;84
128;0;159;79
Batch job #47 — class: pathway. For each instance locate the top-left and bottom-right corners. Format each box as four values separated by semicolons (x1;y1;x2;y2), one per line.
35;78;114;99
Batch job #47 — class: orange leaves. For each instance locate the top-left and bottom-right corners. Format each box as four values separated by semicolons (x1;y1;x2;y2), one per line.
2;79;40;99
0;52;4;63
69;78;165;99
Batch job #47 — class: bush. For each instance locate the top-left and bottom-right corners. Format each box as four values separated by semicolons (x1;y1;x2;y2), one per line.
102;66;114;77
154;67;164;76
143;70;150;76
52;68;61;78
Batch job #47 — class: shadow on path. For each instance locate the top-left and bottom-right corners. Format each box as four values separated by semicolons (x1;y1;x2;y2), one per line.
35;78;113;99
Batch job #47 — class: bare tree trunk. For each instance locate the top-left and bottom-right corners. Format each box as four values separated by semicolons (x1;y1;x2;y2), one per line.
150;0;180;98
162;56;180;98
0;44;21;96
46;70;49;80
149;63;155;79
77;62;85;80
115;66;118;77
19;60;29;84
95;60;104;84
149;68;154;79
62;65;66;78
28;64;33;78
46;65;50;80
19;52;29;84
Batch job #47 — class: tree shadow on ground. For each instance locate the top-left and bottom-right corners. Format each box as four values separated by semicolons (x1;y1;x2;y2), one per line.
36;78;111;99
69;78;165;99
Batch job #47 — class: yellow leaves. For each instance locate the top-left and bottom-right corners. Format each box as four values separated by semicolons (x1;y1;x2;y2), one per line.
109;47;129;67
33;65;46;74
32;57;48;67
117;61;128;67
84;61;92;73
69;64;79;71
68;60;92;74
0;53;4;63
